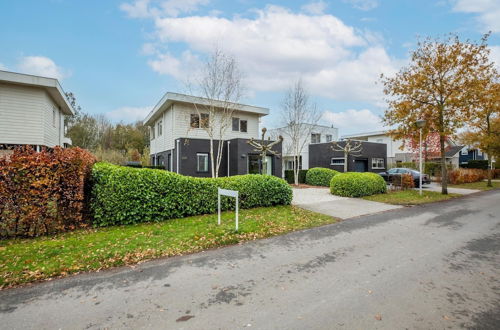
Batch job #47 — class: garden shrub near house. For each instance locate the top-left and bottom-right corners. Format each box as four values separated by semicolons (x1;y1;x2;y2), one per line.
305;167;339;187
330;172;387;197
0;146;96;238
284;169;308;184
448;168;487;184
91;162;293;226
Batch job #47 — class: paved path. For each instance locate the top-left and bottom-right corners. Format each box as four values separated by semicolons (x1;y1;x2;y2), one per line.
419;182;480;195
292;187;401;219
1;191;499;329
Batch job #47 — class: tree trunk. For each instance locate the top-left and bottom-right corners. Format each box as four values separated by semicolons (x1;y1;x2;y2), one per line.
293;155;299;185
439;134;448;195
487;152;492;187
209;138;215;178
344;152;348;173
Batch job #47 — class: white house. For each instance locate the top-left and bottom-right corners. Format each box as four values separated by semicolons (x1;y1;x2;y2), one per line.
0;70;73;155
143;92;283;177
269;124;338;171
342;130;462;167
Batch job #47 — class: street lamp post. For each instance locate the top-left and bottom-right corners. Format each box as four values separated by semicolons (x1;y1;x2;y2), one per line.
416;119;426;196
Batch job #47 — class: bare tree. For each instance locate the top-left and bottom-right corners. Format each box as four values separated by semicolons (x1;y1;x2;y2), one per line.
247;128;283;174
191;48;243;178
279;79;321;184
331;139;362;172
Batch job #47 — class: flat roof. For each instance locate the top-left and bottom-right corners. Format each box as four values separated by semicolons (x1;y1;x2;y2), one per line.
341;130;388;139
0;70;74;115
144;92;269;126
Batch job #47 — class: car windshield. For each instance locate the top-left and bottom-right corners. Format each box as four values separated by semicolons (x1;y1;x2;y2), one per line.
388;168;398;174
410;170;420;175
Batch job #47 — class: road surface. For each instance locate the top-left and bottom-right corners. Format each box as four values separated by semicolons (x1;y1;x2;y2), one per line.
1;190;499;329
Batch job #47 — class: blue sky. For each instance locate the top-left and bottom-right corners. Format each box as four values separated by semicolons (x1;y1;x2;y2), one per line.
1;0;499;134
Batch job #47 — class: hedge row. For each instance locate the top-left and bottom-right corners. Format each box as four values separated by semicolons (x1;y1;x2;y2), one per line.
330;172;387;197
0;147;96;237
305;167;339;186
284;169;308;184
91;163;293;226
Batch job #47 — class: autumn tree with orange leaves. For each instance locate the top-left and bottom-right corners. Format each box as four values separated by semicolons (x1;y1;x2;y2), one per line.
381;34;497;194
460;81;500;187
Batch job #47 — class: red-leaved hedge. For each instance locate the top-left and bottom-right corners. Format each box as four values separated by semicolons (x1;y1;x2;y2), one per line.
0;146;96;237
448;168;487;185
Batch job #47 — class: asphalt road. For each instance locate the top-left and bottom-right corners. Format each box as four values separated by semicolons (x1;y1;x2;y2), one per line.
1;190;499;329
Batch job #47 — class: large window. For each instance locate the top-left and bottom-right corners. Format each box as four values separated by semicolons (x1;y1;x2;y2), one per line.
232;118;248;132
331;158;345;166
372;158;385;169
157;120;162;136
191;113;209;128
326;134;332;142
311;133;321;144
197;153;209;172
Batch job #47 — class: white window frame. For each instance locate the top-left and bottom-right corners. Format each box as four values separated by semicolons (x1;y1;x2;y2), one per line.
197;153;209;173
478;149;483;156
330;157;345;166
372;158;385;169
311;133;321;144
157;120;163;136
326;134;332;142
461;147;468;155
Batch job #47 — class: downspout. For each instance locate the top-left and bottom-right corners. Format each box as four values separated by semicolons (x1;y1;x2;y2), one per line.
227;140;231;177
176;139;180;174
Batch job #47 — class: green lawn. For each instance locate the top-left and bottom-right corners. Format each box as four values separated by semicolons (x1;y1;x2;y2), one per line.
363;190;461;206
0;206;336;288
447;181;500;191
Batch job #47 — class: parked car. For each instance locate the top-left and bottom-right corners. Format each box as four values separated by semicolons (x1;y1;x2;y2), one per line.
378;168;431;187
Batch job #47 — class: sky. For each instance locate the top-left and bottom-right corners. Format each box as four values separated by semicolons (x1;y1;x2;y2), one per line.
1;0;499;135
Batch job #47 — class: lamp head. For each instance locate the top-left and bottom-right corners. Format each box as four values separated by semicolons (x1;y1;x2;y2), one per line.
416;119;426;128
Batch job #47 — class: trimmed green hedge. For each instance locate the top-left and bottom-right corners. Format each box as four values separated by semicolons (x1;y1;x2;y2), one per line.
90;162;293;226
284;169;308;184
306;167;339;186
330;172;387;197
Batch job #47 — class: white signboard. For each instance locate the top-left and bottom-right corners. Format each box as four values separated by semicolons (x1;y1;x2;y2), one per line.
218;188;239;231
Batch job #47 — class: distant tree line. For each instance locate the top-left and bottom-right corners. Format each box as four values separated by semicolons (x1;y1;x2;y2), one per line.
65;92;150;165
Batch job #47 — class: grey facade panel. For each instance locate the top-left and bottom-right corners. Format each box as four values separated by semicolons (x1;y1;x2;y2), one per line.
309;141;387;173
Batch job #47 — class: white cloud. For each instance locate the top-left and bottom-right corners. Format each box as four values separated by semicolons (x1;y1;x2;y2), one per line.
17;56;68;80
489;45;500;69
124;4;401;104
0;63;6;70
452;0;500;32
301;1;328;15
322;108;384;134
106;106;153;122
343;0;379;11
120;0;209;18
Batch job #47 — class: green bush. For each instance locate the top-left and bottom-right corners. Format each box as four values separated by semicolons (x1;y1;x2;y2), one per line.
461;160;488;170
305;167;339;186
330;172;387;197
91;162;293;226
284;169;308;184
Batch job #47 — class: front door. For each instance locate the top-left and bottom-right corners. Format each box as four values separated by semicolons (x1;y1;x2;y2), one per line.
354;159;368;172
247;154;273;174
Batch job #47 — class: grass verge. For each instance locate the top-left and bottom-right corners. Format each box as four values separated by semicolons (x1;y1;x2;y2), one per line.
0;205;336;289
362;190;461;206
447;181;500;191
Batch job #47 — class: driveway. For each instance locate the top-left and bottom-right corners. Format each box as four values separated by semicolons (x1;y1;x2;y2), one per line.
292;187;401;219
2;190;499;329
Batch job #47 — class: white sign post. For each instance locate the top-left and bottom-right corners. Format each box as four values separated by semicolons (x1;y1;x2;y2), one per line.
218;188;239;231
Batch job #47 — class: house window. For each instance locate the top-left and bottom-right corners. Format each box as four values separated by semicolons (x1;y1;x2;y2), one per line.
478;150;483;156
190;114;200;128
157;120;162;136
326;135;332;142
150;126;155;140
240;120;247;133
311;133;321;144
461;147;468;155
191;113;209;128
200;113;209;128
331;158;345;165
197;153;209;172
372;158;385;169
232;117;240;131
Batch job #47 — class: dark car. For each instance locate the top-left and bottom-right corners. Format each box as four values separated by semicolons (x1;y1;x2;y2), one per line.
378;168;431;187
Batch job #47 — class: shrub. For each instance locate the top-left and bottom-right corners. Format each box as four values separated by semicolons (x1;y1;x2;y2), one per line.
284;169;308;184
90;163;292;226
390;173;415;190
330;172;387;197
305;167;339;186
448;168;486;184
0;146;96;238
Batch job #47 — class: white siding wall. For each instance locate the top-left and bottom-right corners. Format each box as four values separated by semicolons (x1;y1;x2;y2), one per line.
0;83;44;145
149;102;261;155
42;92;64;147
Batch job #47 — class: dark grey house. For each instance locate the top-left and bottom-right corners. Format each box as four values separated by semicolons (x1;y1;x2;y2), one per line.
309;141;387;173
143;92;282;177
